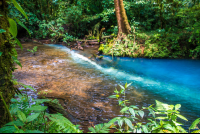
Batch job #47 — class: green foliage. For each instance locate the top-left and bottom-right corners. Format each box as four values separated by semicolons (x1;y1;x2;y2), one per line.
8;18;18;38
0;92;83;133
1;82;200;133
108;83;192;133
11;0;28;20
27;46;37;55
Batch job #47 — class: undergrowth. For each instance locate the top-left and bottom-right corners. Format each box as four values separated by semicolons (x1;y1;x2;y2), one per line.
0;83;200;133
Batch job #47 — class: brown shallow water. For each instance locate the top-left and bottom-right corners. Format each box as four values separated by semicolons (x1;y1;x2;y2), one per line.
13;42;152;132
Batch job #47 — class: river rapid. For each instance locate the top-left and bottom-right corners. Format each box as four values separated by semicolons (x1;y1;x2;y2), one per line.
14;42;200;132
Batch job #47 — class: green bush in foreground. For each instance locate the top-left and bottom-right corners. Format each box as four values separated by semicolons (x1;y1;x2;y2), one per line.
0;83;200;133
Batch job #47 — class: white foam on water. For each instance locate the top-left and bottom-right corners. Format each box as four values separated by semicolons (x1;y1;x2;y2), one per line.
46;44;199;102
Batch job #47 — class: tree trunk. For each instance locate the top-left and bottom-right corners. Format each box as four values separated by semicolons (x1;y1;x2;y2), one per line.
114;0;131;38
0;0;16;127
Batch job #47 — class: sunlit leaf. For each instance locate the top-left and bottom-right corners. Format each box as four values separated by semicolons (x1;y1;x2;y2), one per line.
191;130;200;133
175;104;181;110
11;0;28;20
124;118;133;129
163;124;175;132
108;95;117;98
118;118;123;128
138;110;144;118
176;114;188;121
129;105;139;109
126;83;132;88
172;120;183;126
120;106;129;113
118;84;125;90
190;118;200;129
129;108;135;117
8;18;17;37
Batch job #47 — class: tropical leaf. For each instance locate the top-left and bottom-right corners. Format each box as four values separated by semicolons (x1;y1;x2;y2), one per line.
120;106;129;113
88;127;96;133
27;105;47;112
177;126;187;133
130;105;139;109
163;124;176;132
138;110;144;118
172;120;183;126
118;118;123;128
176;114;188;121
14;37;23;50
190;118;200;129
124;118;133;129
26;113;40;122
125;82;132;88
11;0;28;20
175;104;181;110
15;18;30;36
8;18;17;37
129;108;135;117
118;84;125;90
108;95;117;98
0;51;2;56
17;110;26;122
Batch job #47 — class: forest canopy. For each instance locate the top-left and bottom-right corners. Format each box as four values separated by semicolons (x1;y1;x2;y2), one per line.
6;0;200;59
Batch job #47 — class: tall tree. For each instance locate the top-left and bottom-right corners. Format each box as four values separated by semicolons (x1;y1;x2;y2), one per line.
114;0;131;38
0;0;17;127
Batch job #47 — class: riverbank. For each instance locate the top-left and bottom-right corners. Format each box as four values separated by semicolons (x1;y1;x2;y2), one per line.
13;41;123;132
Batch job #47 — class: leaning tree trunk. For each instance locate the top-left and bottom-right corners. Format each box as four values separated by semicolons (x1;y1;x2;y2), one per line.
114;0;131;38
0;0;16;127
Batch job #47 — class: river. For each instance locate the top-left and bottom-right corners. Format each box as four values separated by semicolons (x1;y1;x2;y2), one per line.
14;42;200;132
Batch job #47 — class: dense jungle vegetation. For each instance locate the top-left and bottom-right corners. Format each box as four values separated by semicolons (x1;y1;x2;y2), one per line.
0;0;200;133
7;0;200;59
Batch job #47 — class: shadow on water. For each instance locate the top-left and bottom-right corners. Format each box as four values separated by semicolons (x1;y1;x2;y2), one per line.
14;42;200;132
